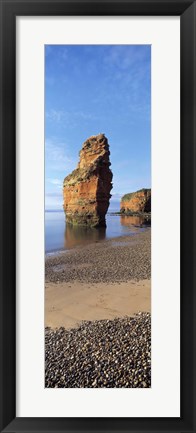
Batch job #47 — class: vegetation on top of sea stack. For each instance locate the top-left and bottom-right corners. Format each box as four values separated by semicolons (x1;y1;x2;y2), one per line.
121;188;151;202
120;188;151;214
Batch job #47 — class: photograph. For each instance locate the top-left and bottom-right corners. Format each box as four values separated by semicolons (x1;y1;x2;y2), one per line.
2;0;196;430
45;44;151;388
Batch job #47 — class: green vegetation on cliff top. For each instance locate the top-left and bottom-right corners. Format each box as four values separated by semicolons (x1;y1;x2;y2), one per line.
121;188;151;202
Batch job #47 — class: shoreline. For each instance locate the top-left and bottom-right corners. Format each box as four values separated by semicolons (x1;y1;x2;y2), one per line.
45;229;151;330
45;228;151;284
45;229;151;387
45;210;151;255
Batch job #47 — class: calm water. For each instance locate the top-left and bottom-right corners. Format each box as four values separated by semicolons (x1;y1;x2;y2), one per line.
45;210;150;253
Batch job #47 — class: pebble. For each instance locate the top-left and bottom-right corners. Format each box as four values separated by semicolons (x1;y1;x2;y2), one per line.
45;313;151;388
45;229;151;284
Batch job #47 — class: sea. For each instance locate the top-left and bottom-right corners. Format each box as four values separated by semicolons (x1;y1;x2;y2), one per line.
45;208;150;254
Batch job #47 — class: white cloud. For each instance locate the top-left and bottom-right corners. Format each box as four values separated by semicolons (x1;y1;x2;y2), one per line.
46;109;66;123
110;193;122;202
46;109;98;127
48;178;62;186
45;138;76;172
45;192;63;210
103;46;149;72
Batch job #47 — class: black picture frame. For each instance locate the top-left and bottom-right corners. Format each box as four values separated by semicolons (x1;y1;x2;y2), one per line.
0;0;196;432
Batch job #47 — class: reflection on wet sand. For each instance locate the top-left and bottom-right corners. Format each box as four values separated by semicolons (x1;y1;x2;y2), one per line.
64;224;106;249
120;215;151;227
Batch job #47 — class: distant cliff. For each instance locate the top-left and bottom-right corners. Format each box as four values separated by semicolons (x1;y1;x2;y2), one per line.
120;189;151;214
63;134;113;227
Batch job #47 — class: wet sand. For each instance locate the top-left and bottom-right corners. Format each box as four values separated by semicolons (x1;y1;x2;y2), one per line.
45;229;151;284
45;229;151;329
45;229;151;387
45;279;150;329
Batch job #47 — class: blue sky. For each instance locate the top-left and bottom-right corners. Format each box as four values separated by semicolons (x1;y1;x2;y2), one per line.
45;45;151;210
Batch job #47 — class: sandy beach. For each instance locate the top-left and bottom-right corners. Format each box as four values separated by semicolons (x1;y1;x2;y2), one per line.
45;229;151;328
45;228;151;387
45;279;150;329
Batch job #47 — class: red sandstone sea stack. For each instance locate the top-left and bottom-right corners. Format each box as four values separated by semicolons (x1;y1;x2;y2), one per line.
120;189;151;214
63;134;113;227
